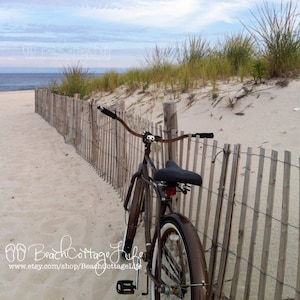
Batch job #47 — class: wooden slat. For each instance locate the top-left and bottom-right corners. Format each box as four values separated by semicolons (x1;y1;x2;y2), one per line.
244;148;265;299
70;97;75;143
88;101;92;162
87;101;92;163
120;111;127;190
215;144;240;299
95;108;100;175
178;130;185;168
203;140;218;251
183;135;192;216
112;112;117;188
178;131;185;213
103;115;108;181
195;138;207;229
91;100;97;166
231;147;252;298
189;135;200;221
126;116;133;186
98;110;103;176
295;157;300;300
75;99;81;152
107;115;111;183
63;96;67;138
80;101;85;157
53;94;57;129
153;123;160;169
275;151;291;299
208;144;231;300
109;116;114;184
159;124;165;169
258;150;278;299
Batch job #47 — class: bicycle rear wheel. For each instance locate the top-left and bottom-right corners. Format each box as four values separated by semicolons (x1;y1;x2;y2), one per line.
150;214;208;299
122;177;144;256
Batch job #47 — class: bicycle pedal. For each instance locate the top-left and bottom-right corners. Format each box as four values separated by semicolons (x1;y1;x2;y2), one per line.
116;280;136;294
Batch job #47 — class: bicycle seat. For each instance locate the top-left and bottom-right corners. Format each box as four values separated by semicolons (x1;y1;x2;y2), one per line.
154;160;202;186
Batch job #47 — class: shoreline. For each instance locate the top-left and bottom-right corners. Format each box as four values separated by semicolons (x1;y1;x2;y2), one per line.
0;89;35;93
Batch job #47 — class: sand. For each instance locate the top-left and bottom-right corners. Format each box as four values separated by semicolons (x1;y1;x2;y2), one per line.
0;91;146;299
97;78;300;157
0;79;299;299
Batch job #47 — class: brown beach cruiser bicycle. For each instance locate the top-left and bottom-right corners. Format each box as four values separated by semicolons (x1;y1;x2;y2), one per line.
97;106;214;299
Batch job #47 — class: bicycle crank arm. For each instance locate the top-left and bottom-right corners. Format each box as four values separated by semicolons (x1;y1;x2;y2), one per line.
116;256;142;295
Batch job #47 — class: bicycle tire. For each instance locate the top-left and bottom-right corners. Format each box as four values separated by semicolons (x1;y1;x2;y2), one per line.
122;177;144;256
150;214;209;299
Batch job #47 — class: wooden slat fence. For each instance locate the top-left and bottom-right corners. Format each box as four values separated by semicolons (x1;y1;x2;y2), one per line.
35;89;300;300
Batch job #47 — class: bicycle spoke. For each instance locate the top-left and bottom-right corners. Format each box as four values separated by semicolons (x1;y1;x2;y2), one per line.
161;262;181;285
158;232;191;298
163;247;182;282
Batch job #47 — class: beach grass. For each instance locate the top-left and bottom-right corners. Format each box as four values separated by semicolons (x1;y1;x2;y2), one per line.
50;0;300;99
242;0;300;78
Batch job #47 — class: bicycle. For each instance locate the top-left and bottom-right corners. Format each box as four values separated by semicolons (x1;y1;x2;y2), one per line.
97;106;214;299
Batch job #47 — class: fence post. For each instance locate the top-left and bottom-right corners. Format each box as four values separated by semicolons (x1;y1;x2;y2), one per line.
163;102;178;161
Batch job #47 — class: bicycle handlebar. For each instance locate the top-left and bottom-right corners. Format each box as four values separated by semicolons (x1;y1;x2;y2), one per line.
97;106;214;142
98;106;118;119
193;133;214;139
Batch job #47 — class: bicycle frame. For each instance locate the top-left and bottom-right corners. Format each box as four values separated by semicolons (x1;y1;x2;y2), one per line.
124;137;178;292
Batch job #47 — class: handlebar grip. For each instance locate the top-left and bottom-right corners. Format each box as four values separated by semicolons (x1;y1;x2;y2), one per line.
195;133;214;139
97;106;117;119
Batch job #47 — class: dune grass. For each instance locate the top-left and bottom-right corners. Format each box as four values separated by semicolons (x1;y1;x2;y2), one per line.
50;0;300;99
242;0;300;78
58;63;90;98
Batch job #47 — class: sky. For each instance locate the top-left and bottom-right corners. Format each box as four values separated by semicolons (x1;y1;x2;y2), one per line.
0;0;283;72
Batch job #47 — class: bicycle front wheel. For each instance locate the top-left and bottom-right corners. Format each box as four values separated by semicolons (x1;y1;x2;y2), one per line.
150;214;208;299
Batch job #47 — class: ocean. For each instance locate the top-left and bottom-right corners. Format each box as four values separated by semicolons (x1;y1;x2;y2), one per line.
0;69;125;92
0;73;62;92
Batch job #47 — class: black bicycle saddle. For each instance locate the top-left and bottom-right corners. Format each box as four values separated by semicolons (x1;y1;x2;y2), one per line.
154;160;202;186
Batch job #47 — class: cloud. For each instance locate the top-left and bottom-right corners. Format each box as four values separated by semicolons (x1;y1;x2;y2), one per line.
0;0;282;70
0;6;29;23
75;0;255;31
77;0;203;29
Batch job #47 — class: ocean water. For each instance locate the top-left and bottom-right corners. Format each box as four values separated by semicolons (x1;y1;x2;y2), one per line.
0;73;62;92
0;69;124;92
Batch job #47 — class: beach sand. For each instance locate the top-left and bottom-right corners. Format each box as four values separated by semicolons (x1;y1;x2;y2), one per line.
98;78;300;156
0;79;299;299
0;91;146;299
